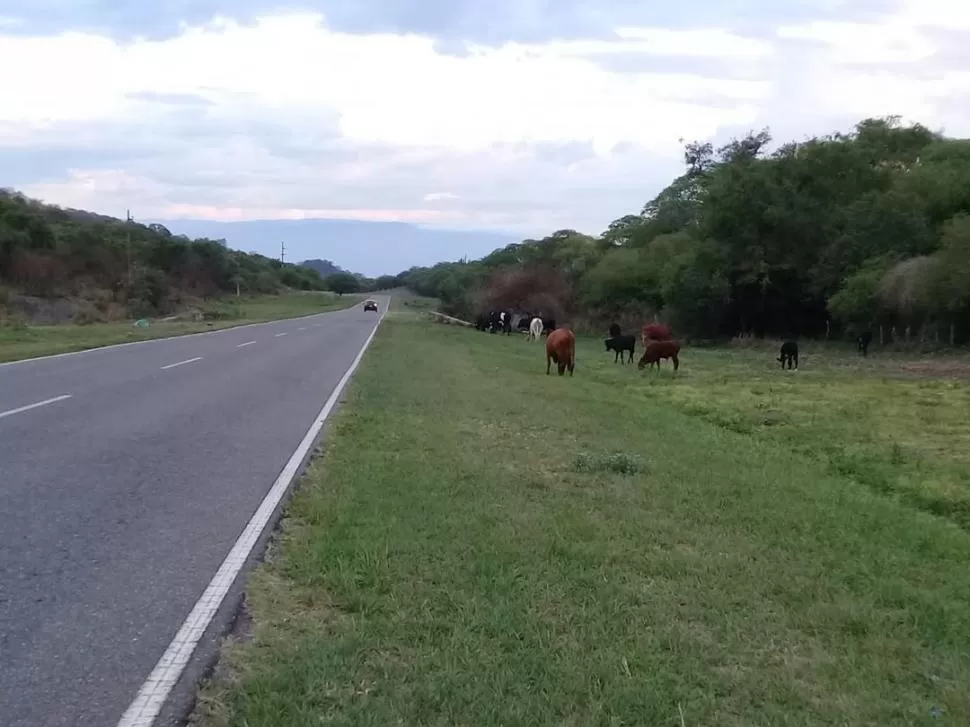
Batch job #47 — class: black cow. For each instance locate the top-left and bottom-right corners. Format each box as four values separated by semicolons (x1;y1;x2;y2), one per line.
475;313;490;331
541;318;556;336
605;334;637;364
857;330;873;357
777;340;798;370
501;311;513;335
486;310;503;334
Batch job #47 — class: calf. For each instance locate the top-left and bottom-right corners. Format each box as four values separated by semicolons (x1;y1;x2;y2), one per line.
605;334;636;364
546;328;576;376
637;339;681;372
528;316;543;342
608;322;622;337
777;340;798;369
857;330;873;357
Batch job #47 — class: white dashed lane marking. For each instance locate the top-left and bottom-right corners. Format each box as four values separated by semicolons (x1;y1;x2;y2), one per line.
0;394;73;421
160;357;202;371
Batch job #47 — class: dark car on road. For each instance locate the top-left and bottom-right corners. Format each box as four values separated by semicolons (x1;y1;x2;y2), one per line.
363;299;378;312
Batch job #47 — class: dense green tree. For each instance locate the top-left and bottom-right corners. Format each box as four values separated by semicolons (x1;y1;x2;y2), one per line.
323;271;361;295
396;116;970;343
0;190;331;318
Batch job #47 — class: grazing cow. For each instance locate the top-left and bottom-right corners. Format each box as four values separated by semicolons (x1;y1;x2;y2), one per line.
637;339;681;372
641;323;673;349
605;334;636;364
546;328;576;376
541;318;556;336
475;313;489;331
857;330;873;357
515;314;532;333
501;311;513;336
609;322;622;337
485;310;501;333
528;316;544;341
778;340;798;369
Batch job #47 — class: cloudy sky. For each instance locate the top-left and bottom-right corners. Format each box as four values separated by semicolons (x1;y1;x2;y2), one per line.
1;0;969;256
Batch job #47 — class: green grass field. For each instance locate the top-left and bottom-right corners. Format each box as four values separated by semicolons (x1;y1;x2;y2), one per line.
193;308;970;727
0;292;358;363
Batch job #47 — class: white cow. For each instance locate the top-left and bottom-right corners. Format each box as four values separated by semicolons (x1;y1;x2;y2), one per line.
528;316;544;341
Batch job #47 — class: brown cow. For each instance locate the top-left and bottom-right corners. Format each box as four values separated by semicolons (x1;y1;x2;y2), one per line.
637;339;681;371
641;322;673;349
546;328;576;376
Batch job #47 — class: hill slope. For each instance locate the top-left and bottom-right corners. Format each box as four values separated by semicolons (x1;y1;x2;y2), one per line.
0;190;330;323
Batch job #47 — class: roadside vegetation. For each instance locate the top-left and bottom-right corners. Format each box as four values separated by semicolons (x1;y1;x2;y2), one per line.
192;309;970;727
398;116;970;346
0;292;356;363
0;189;397;331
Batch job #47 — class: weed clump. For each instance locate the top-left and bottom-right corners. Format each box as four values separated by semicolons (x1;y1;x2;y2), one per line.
572;451;644;475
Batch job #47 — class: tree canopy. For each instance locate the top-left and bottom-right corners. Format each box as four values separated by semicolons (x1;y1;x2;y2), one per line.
400;117;970;342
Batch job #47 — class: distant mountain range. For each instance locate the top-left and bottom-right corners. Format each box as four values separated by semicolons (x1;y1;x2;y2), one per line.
151;218;519;277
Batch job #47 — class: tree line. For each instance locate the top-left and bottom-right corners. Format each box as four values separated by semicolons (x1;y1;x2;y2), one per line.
398;116;970;344
0;190;398;320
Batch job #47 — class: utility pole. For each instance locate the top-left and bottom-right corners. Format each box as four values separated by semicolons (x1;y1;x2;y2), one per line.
126;209;133;288
280;241;285;264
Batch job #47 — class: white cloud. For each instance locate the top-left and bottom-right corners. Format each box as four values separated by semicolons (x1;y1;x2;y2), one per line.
0;13;766;153
1;2;969;239
776;21;936;64
771;1;970;133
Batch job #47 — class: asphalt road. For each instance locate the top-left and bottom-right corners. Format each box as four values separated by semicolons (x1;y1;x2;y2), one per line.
0;299;385;727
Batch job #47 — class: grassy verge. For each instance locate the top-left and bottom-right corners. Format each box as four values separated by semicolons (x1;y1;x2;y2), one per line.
0;292;358;363
194;315;970;727
646;343;970;530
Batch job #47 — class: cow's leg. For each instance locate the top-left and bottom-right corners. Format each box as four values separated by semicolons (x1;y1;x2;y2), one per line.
672;354;679;372
794;353;798;369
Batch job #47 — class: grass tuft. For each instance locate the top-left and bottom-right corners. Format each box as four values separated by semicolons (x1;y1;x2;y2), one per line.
572;451;644;475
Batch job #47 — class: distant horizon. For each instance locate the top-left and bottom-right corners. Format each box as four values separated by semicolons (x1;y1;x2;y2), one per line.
150;216;522;277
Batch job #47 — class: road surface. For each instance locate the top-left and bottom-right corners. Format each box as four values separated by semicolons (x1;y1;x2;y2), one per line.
0;299;385;727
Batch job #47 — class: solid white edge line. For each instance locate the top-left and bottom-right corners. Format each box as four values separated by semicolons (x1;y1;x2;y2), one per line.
160;357;203;371
0;394;73;420
0;303;361;369
115;301;387;727
236;341;256;348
